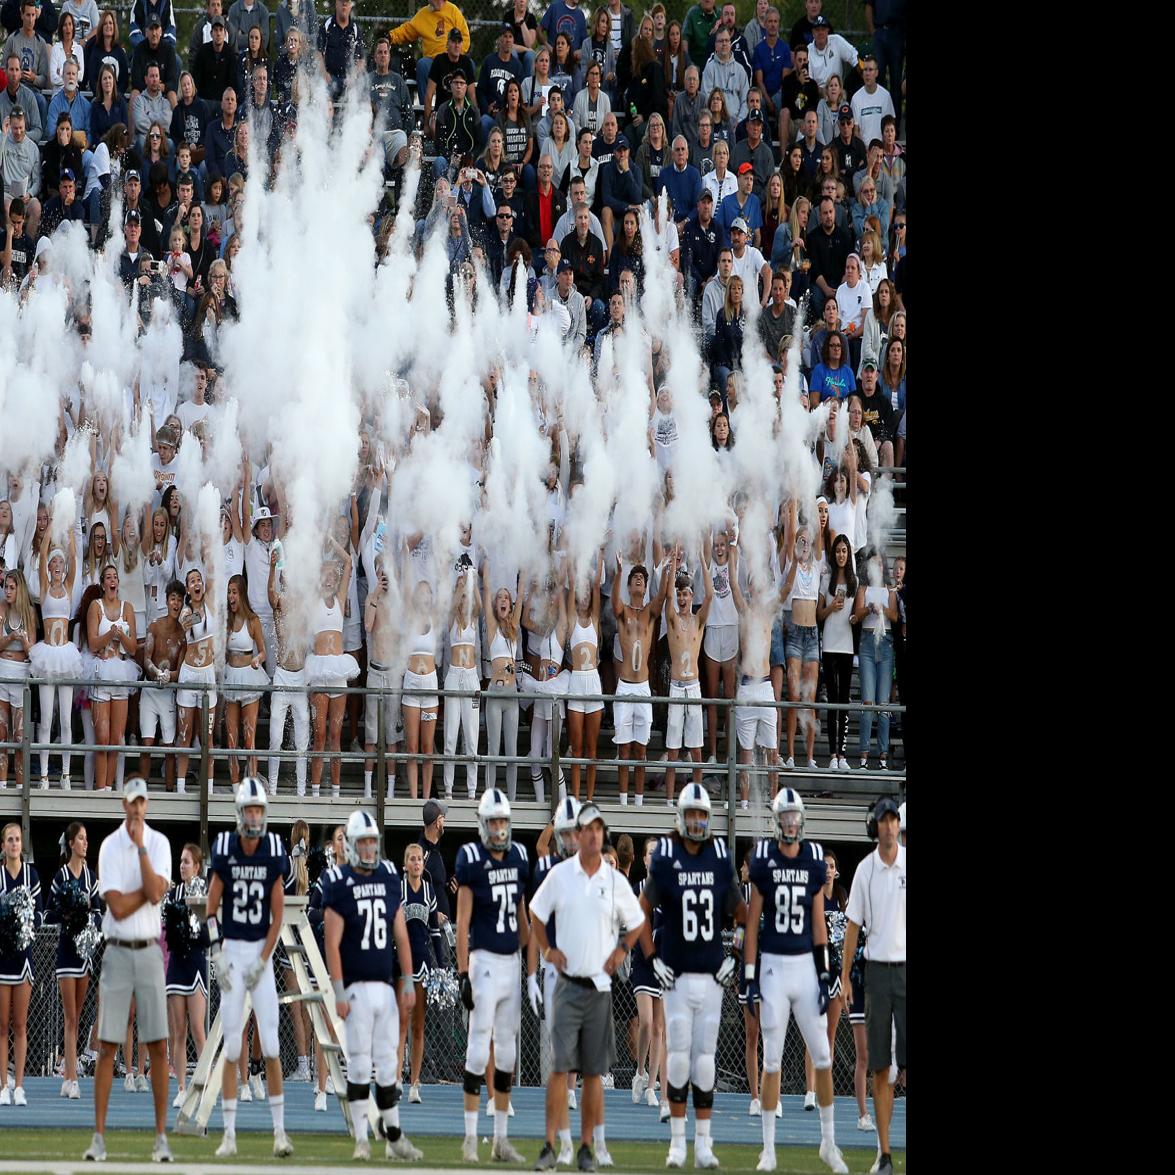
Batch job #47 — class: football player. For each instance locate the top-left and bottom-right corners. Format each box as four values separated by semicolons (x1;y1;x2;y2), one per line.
638;783;744;1168
744;789;847;1173
205;777;294;1159
322;810;423;1162
455;788;530;1163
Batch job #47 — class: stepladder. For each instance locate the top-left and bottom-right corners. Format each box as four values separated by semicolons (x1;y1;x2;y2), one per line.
175;895;371;1138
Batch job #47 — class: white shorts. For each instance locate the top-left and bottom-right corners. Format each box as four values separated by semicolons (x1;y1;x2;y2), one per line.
0;658;29;707
613;678;652;746
177;660;217;710
566;667;604;715
703;624;739;664
139;686;177;743
90;655;141;703
666;679;703;749
342;979;400;1087
735;677;777;751
219;938;280;1061
402;668;438;711
759;951;829;1073
365;664;404;744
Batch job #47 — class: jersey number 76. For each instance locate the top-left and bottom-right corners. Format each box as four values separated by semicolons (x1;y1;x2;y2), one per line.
358;897;388;950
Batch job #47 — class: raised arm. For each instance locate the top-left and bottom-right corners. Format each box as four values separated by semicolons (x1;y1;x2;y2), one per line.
612;552;626;619
696;552;715;627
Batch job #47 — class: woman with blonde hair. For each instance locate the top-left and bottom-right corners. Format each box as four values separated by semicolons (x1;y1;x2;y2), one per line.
634;111;668;199
222;572;269;786
0;570;36;790
0;822;40;1106
397;842;441;1103
858;228;888;294
166;842;208;1107
85;563;140;790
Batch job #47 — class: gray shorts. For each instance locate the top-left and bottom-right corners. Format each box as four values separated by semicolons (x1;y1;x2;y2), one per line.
551;976;615;1077
98;941;169;1044
864;959;906;1072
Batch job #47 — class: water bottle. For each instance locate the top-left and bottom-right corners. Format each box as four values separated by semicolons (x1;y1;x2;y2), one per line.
373;520;387;556
272;538;284;572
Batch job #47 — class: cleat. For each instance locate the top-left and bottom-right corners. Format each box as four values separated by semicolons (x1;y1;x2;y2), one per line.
151;1134;173;1163
238;1083;253;1103
172;1088;185;1108
567;1089;577;1110
857;1113;875;1131
492;1137;526;1163
250;1074;266;1101
645;1087;658;1107
273;1130;294;1158
803;1090;816;1111
756;1150;776;1172
557;1143;574;1165
462;1135;479;1162
666;1141;687;1168
694;1143;719;1169
534;1142;558;1170
83;1133;107;1162
632;1072;647;1103
12;1087;26;1106
352;1138;370;1161
215;1134;237;1158
314;1090;328;1111
577;1143;597;1172
748;1098;761;1116
818;1140;848;1174
596;1145;614;1167
408;1082;422;1103
388;1135;423;1161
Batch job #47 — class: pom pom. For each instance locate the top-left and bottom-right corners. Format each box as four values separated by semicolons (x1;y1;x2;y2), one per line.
58;876;92;937
422;966;461;1010
74;921;103;963
0;886;36;956
307;845;327;886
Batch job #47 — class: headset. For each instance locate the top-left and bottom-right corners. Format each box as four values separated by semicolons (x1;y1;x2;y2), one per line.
865;795;901;840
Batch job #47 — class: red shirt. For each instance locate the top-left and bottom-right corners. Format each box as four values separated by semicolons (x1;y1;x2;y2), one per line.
538;185;554;248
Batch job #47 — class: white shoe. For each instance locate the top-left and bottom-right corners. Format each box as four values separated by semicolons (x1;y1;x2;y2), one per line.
293;1060;311;1083
601;1073;615;1090
40;776;50;789
2;1085;12;1105
775;1102;782;1118
273;1130;294;1158
803;1090;817;1111
352;1138;371;1161
172;1088;184;1108
83;1132;107;1162
557;1142;574;1165
13;1086;27;1106
827;758;838;770
838;757;851;772
806;759;818;770
461;1135;479;1162
660;1100;671;1122
314;1090;328;1112
151;1134;173;1163
326;1074;335;1094
136;1075;149;1093
783;757;795;769
666;1141;687;1168
818;1139;848;1173
388;1134;423;1161
250;1074;265;1100
408;1082;422;1103
596;1145;614;1167
176;778;185;793
123;1074;135;1092
567;1089;577;1110
215;1133;237;1158
61;775;72;790
61;1079;71;1097
68;1080;81;1099
632;1071;647;1103
694;1143;719;1169
748;1098;761;1116
755;1149;776;1172
491;1136;525;1163
645;1087;659;1107
857;1113;875;1131
238;1083;253;1103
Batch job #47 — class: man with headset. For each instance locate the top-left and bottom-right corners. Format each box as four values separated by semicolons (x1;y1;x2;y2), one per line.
528;803;645;1173
840;797;906;1175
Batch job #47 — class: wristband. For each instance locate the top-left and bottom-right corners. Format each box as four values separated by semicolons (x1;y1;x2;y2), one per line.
744;963;755;981
333;979;346;1002
812;943;830;976
206;915;220;945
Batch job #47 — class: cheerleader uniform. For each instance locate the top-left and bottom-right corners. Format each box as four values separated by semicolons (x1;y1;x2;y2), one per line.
0;863;42;985
737;879;761;1007
400;874;441;983
825;896;845;1000
46;862;101;979
629;877;662;999
164;880;210;997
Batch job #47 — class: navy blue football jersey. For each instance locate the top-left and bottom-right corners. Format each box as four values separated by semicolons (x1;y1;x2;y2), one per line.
529;853;558;951
644;836;738;975
211;832;291;943
748;839;826;955
321;860;403;986
455;840;529;955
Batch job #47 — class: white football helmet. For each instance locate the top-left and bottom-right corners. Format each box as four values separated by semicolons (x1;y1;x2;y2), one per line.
234;776;268;838
675;782;712;843
344;810;381;869
552;796;582;859
772;787;805;845
898;802;906;833
478;788;512;854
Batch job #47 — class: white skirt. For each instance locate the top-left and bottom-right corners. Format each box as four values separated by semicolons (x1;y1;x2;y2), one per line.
29;640;84;681
91;655;141;701
304;652;360;692
222;662;271;704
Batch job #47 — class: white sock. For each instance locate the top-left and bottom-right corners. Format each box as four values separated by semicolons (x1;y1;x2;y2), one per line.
761;1107;776;1150
593;1124;606;1149
269;1092;284;1134
670;1116;686;1142
382;1104;401;1141
464;1110;478;1138
558;1128;572;1150
818;1101;834;1143
222;1098;237;1136
352;1096;369;1142
298;1055;308;1071
619;792;629;805
695;1118;711;1143
364;770;372;797
635;793;643;806
494;1107;508;1140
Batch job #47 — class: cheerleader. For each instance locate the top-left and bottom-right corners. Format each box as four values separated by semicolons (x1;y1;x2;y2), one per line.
400;578;439;802
165;843;208;1109
480;566;522;802
282;820;312;1084
45;822;100;1099
31;528;83;788
442;567;481;802
564;555;604;802
737;847;765;1116
630;836;666;1117
0;823;42;1106
397;842;441;1103
306;538;360;798
307;825;346;1112
222;574;269;786
0;570;35;791
175;567;217;795
85;564;142;791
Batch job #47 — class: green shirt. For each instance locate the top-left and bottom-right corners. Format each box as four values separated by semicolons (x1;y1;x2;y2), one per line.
682;5;720;69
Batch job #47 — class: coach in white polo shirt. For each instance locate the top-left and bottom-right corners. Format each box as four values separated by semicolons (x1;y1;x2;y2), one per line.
84;777;172;1164
528;803;645;1173
841;797;905;1175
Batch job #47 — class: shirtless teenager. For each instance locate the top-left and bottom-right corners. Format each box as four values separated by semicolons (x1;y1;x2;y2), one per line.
140;580;186;789
611;554;671;806
268;548;310;798
363;550;403;801
663;550;714;803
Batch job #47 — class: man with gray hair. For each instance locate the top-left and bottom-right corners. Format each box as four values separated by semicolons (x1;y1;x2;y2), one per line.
549;257;587;351
1;53;42;144
669;64;704;146
132;62;173;152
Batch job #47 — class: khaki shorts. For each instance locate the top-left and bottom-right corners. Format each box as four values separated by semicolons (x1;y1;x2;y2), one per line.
551;976;616;1076
97;941;169;1044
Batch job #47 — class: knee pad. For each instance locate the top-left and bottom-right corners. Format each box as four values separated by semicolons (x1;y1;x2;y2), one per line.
375;1082;400;1111
260;1025;280;1060
493;1034;517;1074
667;1081;690;1106
465;1021;491;1075
691;1053;715;1093
463;1069;484;1096
761;1020;784;1073
347;1080;370;1103
666;1049;691;1090
691;1083;714;1110
493;1067;513;1094
223;1035;242;1064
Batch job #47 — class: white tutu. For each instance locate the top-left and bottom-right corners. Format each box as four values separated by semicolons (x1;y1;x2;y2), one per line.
91;655;142;701
28;640;84;681
304;652;360;691
222;662;271;704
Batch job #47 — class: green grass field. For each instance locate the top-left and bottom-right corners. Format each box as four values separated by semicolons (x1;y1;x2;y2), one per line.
0;1130;905;1173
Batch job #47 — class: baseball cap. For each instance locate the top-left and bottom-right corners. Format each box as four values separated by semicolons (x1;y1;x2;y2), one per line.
730;216;749;233
499;21;514;35
177;170;195;186
124;776;149;801
423;798;447;826
59;167;76;183
861;357;878;371
747;109;764;123
556;258;574;274
614;135;629;150
873;796;900;823
698;188;714;201
736;161;754;175
451;26;466;41
576;802;606;830
812;14;830;28
147;14;162;27
837;103;853;122
125;168;141;183
210;15;226;28
124;208;141;224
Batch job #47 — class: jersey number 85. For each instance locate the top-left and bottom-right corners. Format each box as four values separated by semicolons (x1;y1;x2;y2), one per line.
774;885;806;934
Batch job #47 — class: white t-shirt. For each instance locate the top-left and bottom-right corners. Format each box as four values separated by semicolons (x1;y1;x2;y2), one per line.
730;244;767;301
706;558;737;628
853;470;871;551
827;498;854;548
175;399;210;431
244;536;275;619
650;409;679;472
819;569;854;654
807;34;859;91
836;278;870;333
850;84;895;147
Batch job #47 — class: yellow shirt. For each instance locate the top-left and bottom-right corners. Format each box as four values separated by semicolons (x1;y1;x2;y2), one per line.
389;3;471;58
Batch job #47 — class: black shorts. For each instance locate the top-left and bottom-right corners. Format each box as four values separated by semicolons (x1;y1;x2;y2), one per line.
864;960;905;1072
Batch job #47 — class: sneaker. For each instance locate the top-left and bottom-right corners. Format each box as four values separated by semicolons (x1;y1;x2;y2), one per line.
151;1134;173;1163
83;1132;107;1162
326;1074;335;1094
136;1075;149;1093
12;1085;26;1106
215;1134;237;1158
632;1071;647;1103
314;1090;327;1112
576;1143;597;1172
826;758;838;770
3;1084;16;1105
123;1074;136;1093
755;1150;776;1172
879;758;887;772
596;1145;614;1167
645;1087;659;1107
666;1141;687;1168
557;1141;575;1165
857;1113;875;1131
803;1090;816;1111
462;1135;479;1162
748;1098;761;1116
238;1083;253;1103
818;1140;848;1174
783;757;795;769
534;1142;558;1170
567;1089;577;1110
694;1143;719;1169
387;1134;423;1161
292;1059;311;1083
838;757;851;772
660;1100;671;1122
250;1074;266;1100
352;1138;371;1161
68;1080;81;1099
492;1137;526;1163
774;1102;782;1118
806;760;818;770
61;1079;71;1097
408;1082;422;1103
874;1156;893;1175
40;776;50;789
61;775;72;790
172;1088;185;1108
273;1130;294;1157
601;1073;615;1090
858;758;868;770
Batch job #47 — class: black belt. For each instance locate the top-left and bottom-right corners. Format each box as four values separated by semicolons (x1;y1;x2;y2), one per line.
561;974;597;990
740;675;770;685
369;661;391;672
866;959;905;967
109;939;156;950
